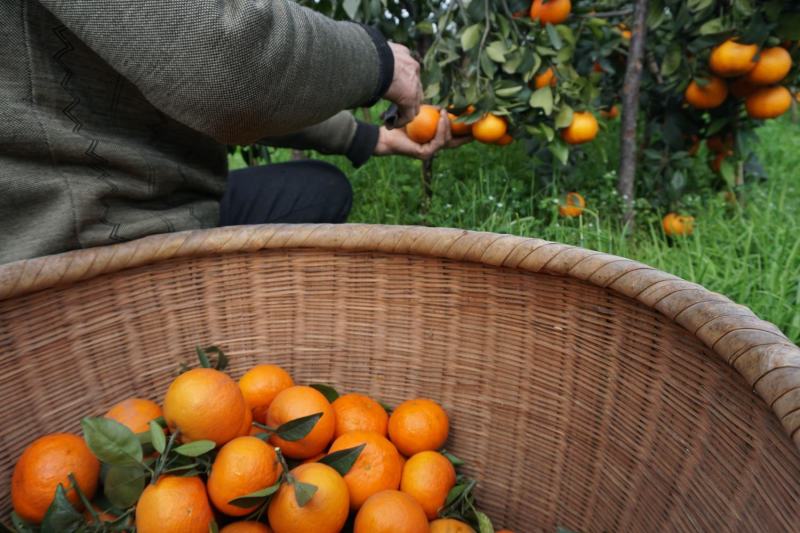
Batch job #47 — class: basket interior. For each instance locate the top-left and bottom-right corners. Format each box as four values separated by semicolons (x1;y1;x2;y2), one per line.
1;249;799;531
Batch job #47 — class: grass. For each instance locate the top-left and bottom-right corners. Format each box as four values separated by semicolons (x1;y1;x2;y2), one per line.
241;116;800;342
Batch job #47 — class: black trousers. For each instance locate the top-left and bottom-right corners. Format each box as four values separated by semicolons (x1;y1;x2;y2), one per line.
219;160;353;226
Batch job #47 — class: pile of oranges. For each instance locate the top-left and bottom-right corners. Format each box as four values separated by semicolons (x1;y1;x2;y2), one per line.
9;349;515;533
685;39;794;120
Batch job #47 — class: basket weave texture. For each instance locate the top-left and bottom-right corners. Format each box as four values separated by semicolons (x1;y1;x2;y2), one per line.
1;224;799;532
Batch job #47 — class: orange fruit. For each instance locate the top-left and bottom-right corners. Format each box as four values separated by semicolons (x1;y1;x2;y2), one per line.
104;398;163;434
238;405;255;436
239;364;294;424
135;476;214;533
267;463;349;533
83;506;121;525
706;134;733;154
267;385;336;459
406;105;441;144
592;61;604;74
430;518;476;533
163;368;247;445
561;111;598;144
332;393;389;438
730;78;758;99
388;398;449;457
744;47;792;85
11;433;100;524
471;114;507;144
207;436;282;516
529;0;571;25
745;85;792;119
621;29;632;40
709;39;758;77
448;114;472;136
221;522;273;533
354;490;429;533
534;67;557;89
400;451;456;519
684;77;728;109
494;134;514;146
600;105;619;119
328;431;403;509
662;213;695;237
558;192;586;218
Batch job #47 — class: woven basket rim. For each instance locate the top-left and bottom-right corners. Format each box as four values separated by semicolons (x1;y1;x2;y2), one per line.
2;223;799;450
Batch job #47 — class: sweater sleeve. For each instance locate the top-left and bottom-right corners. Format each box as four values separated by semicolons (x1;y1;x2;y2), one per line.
39;1;393;145
259;111;379;167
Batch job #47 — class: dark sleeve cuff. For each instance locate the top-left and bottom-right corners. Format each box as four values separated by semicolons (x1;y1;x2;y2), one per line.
360;25;394;107
346;121;380;168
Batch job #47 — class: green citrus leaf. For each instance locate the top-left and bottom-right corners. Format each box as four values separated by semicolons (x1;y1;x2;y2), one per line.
379;401;393;414
164;463;200;474
546;24;563;50
81;417;143;466
475;511;493;533
209;521;219;533
461;24;482;51
444;483;469;507
318;444;366;476
195;346;211;368
777;14;800;40
149;420;166;455
229;480;282;508
11;511;37;533
276;412;323;442
550;141;570;166
554;106;574;130
496;85;523;97
529;87;553;115
293;480;318;508
486;41;507;63
174;440;217;457
41;484;83;532
310;383;340;403
343;0;359;19
441;450;465;467
104;465;146;509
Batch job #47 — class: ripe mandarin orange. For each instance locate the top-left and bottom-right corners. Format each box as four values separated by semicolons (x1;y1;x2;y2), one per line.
561;112;598;144
267;463;350;533
163;368;247;445
744;47;792;85
684;77;728;109
331;393;389;438
220;522;273;533
600;105;619;119
558;192;585;218
430;518;476;533
104;398;163;434
529;0;571;24
534;67;557;89
406;105;441;144
709;39;758;77
238;406;254;437
328;431;403;509
400;451;456;519
495;134;514;146
354;490;429;533
662;213;695;237
745;85;792;119
239;364;294;424
388;398;449;457
207;436;282;516
11;433;100;524
471;114;507;144
135;476;214;533
267;385;336;459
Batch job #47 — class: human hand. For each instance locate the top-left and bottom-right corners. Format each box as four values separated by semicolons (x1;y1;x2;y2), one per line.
374;109;472;160
383;43;423;128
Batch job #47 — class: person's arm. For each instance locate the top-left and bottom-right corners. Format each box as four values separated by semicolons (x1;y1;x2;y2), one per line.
40;0;395;144
260;112;379;168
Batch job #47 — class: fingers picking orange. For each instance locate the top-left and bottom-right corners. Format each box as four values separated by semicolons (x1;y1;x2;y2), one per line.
329;431;403;509
400;451;456;519
388;398;449;457
163;368;247;446
267;386;336;459
207;436;282;516
135;476;214;533
267;463;349;533
332;393;389;438
406;105;440;143
353;490;429;533
239;364;294;424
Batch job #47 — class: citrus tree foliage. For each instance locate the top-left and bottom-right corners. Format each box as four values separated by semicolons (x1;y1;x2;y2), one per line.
299;0;799;207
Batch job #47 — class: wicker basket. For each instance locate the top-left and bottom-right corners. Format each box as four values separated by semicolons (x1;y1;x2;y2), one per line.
1;224;799;532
